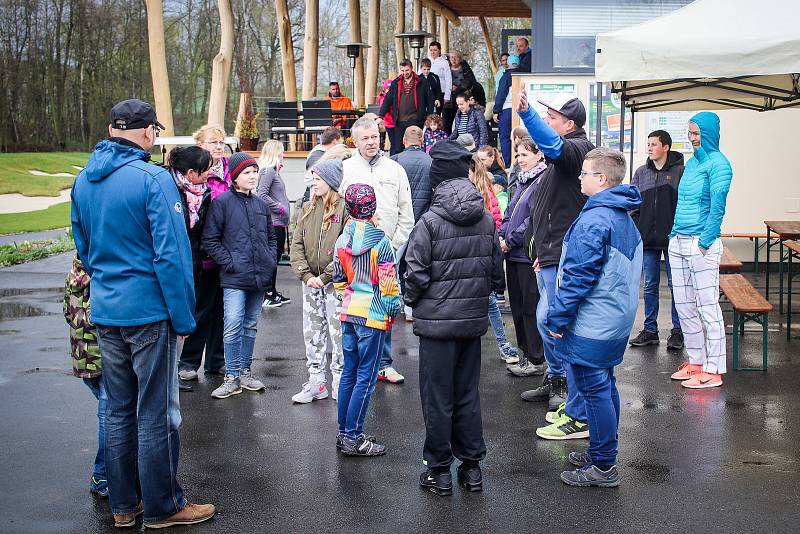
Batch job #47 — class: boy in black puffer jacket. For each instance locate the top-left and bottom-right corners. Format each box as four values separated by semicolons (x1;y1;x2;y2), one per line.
404;175;504;497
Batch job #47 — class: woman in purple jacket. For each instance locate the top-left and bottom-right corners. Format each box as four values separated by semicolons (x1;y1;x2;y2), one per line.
257;140;292;308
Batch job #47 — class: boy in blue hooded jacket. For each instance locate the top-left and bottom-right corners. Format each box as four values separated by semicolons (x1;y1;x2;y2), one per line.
539;147;643;488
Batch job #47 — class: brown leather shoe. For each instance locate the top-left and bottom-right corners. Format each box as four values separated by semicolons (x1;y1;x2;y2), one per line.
114;501;143;529
144;502;216;529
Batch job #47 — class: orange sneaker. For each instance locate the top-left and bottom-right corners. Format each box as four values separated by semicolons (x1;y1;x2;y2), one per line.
670;362;702;381
682;372;723;389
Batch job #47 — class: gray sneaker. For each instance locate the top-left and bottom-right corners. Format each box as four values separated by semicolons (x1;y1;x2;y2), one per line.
211;375;242;399
291;380;329;403
240;369;265;391
178;369;198;381
560;465;620;487
507;361;546;377
568;451;592;467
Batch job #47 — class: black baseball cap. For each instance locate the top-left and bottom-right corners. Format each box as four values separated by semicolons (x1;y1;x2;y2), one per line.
537;96;586;128
110;99;165;131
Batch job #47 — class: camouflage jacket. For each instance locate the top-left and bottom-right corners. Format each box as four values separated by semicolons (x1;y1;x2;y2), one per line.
63;256;101;378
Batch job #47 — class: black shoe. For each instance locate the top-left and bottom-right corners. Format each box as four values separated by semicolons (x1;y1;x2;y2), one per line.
275;292;291;304
262;293;283;308
419;469;453;496
630;329;660;346
340;434;386;457
456;463;483;492
548;375;567;411
336;433;375;451
667;329;684;350
494;291;506;303
521;374;552;402
568;451;592;467
178;382;193;392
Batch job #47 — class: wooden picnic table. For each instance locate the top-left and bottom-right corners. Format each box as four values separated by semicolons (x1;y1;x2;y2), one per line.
764;221;800;314
784;240;800;339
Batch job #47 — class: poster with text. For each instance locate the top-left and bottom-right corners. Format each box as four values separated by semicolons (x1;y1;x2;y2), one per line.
588;83;632;151
646;112;694;152
526;83;579;119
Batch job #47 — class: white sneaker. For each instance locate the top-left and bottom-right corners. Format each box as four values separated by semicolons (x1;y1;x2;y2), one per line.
291;380;329;403
331;375;340;401
378;367;405;384
404;306;414;322
178;369;198;381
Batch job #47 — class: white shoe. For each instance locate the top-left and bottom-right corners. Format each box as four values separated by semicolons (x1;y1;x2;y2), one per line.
178;369;198;381
331;375;340;401
291;380;329;403
404;306;414;321
378;367;405;384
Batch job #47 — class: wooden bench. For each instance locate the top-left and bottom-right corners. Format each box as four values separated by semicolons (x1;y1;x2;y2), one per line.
719;274;772;371
720;245;743;273
784;240;800;338
720;232;769;271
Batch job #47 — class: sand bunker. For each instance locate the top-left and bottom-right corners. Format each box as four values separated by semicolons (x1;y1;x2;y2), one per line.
0;189;71;214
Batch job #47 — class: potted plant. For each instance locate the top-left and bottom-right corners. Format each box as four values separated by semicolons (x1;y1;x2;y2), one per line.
238;113;260;151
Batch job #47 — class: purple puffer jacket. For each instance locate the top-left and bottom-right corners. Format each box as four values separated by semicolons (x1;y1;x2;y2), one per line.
500;164;546;263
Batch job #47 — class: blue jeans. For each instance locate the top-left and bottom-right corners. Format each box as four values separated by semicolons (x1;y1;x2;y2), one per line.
97;320;186;523
642;248;681;333
379;325;393;370
83;376;107;479
222;288;263;377
488;292;508;347
566;362;620;466
339;322;386;439
499;108;512;166
536;265;563;376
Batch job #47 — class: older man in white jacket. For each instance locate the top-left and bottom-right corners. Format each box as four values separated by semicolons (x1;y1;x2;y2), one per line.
342;117;414;384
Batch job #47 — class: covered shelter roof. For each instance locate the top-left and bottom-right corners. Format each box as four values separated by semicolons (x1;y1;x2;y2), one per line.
595;0;800;112
428;0;530;18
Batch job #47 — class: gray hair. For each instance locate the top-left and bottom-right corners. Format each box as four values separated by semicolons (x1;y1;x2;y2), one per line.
584;147;626;186
351;117;379;138
449;50;462;61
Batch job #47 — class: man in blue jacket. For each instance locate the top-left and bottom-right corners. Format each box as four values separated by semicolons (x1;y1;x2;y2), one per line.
539;148;643;487
71;99;215;528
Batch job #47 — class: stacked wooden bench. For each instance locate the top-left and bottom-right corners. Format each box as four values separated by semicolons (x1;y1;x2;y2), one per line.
720;245;743;273
719;274;772;371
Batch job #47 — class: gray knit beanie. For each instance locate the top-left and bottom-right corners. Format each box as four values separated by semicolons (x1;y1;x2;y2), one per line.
311;159;343;192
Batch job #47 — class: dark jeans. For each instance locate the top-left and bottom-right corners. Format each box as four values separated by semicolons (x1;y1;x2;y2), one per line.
393;120;421;155
443;103;456;135
506;261;543;364
179;268;224;373
499;108;512;166
566;362;620;466
97;320;186;523
339;322;386;439
419;336;486;469
83;377;107;479
379;325;393;370
385;127;394;154
268;226;287;295
642;248;681;333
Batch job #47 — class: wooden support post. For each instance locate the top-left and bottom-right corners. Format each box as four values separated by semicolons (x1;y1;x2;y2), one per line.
441;17;449;52
365;0;380;105
275;0;297;102
426;6;436;38
412;0;422;31
420;0;460;27
208;0;234;127
145;0;175;140
479;16;498;77
348;0;365;108
233;93;250;137
302;0;319;100
394;0;405;66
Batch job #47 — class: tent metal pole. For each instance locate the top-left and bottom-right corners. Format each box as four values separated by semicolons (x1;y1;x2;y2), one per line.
629;109;635;180
595;82;603;147
619;94;625;152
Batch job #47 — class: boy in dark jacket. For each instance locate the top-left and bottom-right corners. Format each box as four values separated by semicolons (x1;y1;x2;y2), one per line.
203;152;277;399
404;178;504;496
538;148;643;488
629;130;685;349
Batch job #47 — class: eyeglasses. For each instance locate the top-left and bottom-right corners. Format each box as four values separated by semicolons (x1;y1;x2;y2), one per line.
579;171;603;178
204;140;226;146
687;131;701;138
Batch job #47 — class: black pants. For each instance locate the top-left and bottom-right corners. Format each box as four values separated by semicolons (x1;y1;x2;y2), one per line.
506;261;544;364
443;103;456;135
393;121;421;155
179;268;225;372
419;336;486;469
268;225;287;294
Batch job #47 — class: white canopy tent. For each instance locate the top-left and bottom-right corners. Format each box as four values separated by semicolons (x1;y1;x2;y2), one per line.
594;0;800;113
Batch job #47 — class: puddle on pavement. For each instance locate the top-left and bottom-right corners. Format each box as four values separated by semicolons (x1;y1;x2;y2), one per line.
0;329;20;335
0;302;52;321
20;367;70;375
627;460;671;483
0;287;62;297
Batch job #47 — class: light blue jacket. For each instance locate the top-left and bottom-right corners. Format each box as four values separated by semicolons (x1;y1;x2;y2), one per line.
669;111;733;249
545;185;643;368
71;139;196;334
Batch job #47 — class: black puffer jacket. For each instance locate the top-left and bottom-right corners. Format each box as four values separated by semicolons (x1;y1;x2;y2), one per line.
202;189;277;291
403;178;503;339
631;150;684;249
170;170;212;278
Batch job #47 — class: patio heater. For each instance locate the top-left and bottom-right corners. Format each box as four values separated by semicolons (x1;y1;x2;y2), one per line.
335;42;370;104
395;31;434;70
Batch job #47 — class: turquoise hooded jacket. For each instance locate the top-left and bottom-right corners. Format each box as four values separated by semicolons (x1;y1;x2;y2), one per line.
669;112;733;249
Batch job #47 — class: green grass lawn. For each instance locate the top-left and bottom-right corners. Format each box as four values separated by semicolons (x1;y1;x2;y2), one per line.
0;202;71;234
0;152;90;196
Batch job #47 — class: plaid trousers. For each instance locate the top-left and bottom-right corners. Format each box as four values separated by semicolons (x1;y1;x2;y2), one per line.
668;235;726;374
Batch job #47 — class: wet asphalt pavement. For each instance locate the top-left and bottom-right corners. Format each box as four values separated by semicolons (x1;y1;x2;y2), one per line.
1;252;798;533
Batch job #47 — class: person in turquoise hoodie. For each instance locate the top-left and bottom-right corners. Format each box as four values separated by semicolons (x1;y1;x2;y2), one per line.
71;99;215;528
667;112;733;390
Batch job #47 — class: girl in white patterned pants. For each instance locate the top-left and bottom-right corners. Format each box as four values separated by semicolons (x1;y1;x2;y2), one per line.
301;283;343;385
668;235;726;387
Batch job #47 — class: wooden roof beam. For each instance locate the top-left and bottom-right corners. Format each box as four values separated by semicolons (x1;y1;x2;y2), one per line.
420;0;461;27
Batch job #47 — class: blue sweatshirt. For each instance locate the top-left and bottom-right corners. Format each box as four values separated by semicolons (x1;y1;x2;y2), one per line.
71;139;196;334
669;112;733;249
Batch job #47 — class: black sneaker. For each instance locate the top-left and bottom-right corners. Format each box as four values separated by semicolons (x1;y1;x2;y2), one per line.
548;375;567;411
568;451;592;467
560;465;620;487
275;292;291;304
419;469;453;496
336;433;375;451
521;374;552;402
340;434;386;457
629;329;660;346
667;329;684;350
262;293;283;308
494;291;506;303
456;463;483;492
178;382;193;392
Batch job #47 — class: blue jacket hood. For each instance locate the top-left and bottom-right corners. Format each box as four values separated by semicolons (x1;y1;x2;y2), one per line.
84;139;150;182
690;111;721;154
583;184;642;213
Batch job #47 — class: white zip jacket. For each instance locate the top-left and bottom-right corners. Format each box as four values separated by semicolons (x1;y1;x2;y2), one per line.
428;56;452;102
342;153;414;252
